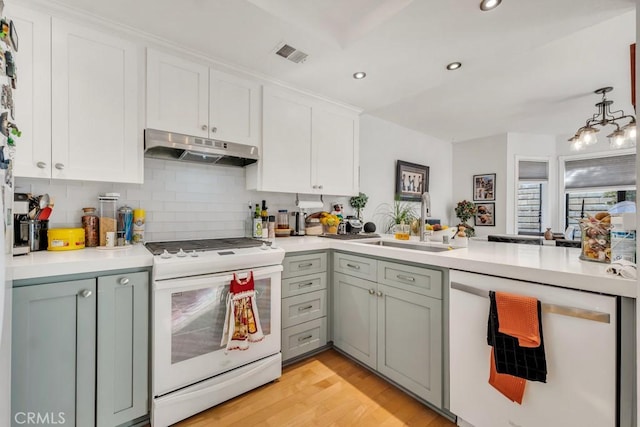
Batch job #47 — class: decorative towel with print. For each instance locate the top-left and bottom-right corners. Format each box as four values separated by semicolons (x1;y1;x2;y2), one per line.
488;348;526;404
495;291;540;348
221;272;264;351
487;291;547;383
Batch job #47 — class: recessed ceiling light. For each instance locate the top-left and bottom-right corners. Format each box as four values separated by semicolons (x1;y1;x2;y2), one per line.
446;62;462;71
353;71;367;79
480;0;502;11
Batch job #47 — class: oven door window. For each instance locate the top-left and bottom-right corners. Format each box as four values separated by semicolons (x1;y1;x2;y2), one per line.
171;278;272;364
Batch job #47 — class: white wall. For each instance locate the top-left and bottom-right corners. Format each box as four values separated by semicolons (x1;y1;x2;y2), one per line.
16;158;348;242
451;134;508;237
359;114;453;233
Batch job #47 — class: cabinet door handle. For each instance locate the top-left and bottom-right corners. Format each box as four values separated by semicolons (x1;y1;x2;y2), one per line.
119;277;130;286
298;335;313;342
298;263;313;268
368;289;375;295
79;289;92;298
318;185;323;190
211;127;217;133
298;282;314;288
54;163;65;170
377;291;383;297
201;125;208;131
298;305;313;311
36;161;47;169
346;263;360;270
312;185;318;189
396;274;415;282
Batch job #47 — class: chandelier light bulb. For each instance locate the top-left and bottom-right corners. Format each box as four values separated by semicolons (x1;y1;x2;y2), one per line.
624;122;636;139
607;130;626;148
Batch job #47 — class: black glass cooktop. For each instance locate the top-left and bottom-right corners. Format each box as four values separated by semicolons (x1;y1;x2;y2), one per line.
145;238;266;255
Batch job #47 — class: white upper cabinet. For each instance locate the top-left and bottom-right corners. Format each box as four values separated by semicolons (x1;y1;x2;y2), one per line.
146;50;209;137
146;49;260;145
52;18;141;183
251;85;359;196
11;5;52;179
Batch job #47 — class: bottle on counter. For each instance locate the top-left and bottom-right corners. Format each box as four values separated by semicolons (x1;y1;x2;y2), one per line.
261;200;268;233
253;203;262;238
81;207;99;247
132;208;145;244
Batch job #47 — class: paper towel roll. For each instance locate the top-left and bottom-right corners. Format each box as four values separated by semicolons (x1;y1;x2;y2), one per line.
296;201;324;209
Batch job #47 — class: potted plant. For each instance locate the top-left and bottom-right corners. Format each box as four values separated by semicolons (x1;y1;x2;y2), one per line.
376;197;417;233
349;192;369;221
455;200;477;237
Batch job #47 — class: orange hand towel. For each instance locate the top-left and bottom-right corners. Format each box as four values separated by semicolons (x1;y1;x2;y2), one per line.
495;291;540;348
489;348;526;404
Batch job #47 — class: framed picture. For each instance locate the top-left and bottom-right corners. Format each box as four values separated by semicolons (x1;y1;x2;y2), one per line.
474;202;495;226
396;160;429;202
473;173;496;201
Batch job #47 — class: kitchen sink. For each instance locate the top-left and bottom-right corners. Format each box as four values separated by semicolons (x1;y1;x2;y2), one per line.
364;240;457;252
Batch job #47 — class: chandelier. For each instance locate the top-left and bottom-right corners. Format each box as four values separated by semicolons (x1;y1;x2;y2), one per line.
568;87;636;150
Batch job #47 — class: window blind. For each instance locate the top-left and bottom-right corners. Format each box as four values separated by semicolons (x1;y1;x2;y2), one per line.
564;154;636;190
519;160;548;181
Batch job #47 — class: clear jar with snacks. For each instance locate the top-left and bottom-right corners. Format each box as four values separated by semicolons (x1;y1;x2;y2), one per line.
98;195;118;247
117;205;133;246
81;207;99;247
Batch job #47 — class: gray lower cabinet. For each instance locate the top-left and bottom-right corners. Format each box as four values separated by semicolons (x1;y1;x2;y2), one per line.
12;279;97;427
97;272;149;427
332;252;443;409
12;270;149;427
281;252;328;362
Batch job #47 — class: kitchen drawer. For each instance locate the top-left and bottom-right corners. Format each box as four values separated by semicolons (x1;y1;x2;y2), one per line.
333;252;377;282
282;290;327;329
282;272;327;298
282;252;327;278
282;317;327;362
378;261;442;299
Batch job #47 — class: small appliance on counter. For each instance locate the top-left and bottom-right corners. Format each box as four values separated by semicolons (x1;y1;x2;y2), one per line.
292;211;306;236
345;216;363;234
13;192;30;255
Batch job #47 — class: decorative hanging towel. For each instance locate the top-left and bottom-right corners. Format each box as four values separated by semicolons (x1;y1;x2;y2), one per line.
221;272;264;351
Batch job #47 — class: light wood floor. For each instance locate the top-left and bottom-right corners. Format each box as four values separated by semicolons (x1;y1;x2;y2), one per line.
175;349;455;427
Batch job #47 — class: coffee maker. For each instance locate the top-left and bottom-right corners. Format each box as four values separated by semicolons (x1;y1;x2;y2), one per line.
292;211;306;236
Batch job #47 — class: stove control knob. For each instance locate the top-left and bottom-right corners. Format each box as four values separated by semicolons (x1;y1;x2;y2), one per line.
190;250;199;257
260;243;269;250
160;250;172;259
176;249;187;257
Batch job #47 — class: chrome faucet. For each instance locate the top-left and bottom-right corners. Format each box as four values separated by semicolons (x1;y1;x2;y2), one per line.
420;192;431;242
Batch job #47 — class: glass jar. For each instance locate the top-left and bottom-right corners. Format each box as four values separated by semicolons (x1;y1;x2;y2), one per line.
98;196;118;247
277;210;289;229
117;205;133;246
81;207;99;247
393;223;410;240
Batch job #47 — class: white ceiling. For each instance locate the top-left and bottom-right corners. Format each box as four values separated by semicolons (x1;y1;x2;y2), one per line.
44;0;636;142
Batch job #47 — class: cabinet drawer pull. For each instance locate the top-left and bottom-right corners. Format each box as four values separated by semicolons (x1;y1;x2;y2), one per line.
396;274;415;282
119;277;130;286
298;305;313;311
376;291;383;297
298;263;313;268
36;161;47;169
54;163;65;170
298;335;313;342
368;289;375;295
79;289;92;298
201;124;208;131
211;126;217;133
346;263;360;270
297;282;314;288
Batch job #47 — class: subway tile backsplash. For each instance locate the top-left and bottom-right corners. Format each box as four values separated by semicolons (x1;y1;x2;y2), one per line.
16;158;347;242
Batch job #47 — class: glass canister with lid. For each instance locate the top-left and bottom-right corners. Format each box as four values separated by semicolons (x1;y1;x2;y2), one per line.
98;194;119;247
81;207;99;247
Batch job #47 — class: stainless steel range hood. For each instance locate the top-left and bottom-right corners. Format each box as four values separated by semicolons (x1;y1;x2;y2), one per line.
144;129;259;167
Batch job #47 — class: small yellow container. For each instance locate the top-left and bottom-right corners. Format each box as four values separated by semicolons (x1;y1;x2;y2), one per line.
48;228;86;251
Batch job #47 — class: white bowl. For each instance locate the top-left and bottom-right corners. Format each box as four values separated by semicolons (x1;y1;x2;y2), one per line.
428;228;456;242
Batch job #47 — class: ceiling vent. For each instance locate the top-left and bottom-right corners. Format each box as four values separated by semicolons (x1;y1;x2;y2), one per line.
275;43;308;64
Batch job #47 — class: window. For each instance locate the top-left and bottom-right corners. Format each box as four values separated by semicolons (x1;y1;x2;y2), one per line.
517;160;548;235
563;153;636;238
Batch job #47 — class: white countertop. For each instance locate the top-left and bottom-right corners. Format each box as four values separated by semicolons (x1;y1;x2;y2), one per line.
10;245;154;281
275;235;637;298
9;236;636;298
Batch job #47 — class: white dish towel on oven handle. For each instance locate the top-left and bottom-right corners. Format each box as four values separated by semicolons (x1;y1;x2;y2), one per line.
221;271;265;352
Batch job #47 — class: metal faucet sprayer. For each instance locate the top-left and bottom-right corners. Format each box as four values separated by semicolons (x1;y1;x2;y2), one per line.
420;192;431;242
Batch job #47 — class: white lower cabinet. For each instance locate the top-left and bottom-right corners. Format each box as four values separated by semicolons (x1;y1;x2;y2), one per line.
281;252;328;362
332;252;443;408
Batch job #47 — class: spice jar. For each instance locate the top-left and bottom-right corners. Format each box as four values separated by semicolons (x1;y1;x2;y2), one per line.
98;195;118;247
268;215;276;239
81;207;99;247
